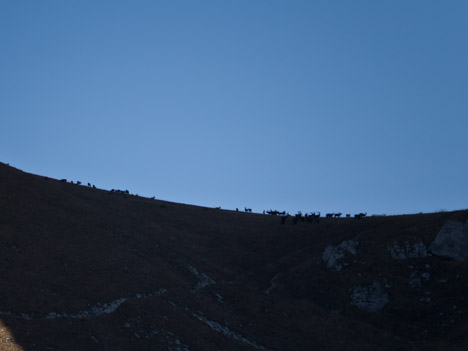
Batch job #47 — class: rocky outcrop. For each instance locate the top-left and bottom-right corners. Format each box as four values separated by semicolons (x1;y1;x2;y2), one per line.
322;240;358;271
429;220;468;261
350;280;389;312
388;240;427;260
409;271;430;288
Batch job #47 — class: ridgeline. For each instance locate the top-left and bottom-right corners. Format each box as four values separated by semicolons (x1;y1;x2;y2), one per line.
0;162;467;350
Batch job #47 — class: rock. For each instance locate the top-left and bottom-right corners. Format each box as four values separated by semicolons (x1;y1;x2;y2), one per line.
421;272;430;280
409;272;422;288
409;271;430;288
388;240;427;260
350;280;389;312
322;240;359;271
429;220;468;261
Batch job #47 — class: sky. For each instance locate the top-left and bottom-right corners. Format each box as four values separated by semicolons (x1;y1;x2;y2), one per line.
1;1;467;215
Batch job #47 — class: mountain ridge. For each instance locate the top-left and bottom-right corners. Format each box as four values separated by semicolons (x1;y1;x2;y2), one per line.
0;162;467;350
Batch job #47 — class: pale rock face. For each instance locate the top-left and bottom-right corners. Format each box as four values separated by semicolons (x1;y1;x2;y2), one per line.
409;272;422;288
429;220;468;261
388;240;427;260
350;280;389;312
322;240;359;271
409;271;430;288
186;264;215;291
421;272;431;280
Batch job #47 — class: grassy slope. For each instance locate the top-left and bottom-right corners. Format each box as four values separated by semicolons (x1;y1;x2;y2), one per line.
0;162;467;350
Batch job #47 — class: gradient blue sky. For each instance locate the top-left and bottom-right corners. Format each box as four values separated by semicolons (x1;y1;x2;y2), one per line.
1;1;467;215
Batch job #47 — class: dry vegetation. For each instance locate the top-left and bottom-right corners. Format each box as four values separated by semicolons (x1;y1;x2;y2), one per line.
0;162;467;350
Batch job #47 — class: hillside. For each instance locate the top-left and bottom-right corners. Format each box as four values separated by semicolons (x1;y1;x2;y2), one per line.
0;162;467;350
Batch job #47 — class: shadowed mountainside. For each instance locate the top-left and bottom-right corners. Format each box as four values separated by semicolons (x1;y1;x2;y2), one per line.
0;162;467;350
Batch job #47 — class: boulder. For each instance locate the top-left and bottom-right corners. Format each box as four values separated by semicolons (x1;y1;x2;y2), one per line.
388;240;427;260
429;220;468;261
350;280;389;312
322;240;358;271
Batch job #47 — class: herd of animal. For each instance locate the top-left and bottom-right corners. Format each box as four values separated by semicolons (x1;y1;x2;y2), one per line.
60;179;96;189
59;178;368;222
260;209;368;224
237;207;368;223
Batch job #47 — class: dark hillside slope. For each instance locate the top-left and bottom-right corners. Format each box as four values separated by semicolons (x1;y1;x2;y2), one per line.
0;162;467;350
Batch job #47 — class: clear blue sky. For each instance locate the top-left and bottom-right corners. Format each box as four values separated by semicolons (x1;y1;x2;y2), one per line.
1;1;467;215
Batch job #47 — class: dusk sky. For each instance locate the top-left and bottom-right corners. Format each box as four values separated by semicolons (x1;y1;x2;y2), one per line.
1;1;467;215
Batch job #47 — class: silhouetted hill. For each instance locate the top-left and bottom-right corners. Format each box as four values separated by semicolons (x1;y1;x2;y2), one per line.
0;162;467;350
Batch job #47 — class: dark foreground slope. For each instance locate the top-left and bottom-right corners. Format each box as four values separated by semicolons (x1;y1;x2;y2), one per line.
0;163;467;351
